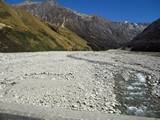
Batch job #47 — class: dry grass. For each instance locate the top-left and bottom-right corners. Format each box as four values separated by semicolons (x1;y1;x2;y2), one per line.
0;1;91;52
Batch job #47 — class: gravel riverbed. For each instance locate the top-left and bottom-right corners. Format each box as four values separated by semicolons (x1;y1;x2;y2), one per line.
0;50;160;117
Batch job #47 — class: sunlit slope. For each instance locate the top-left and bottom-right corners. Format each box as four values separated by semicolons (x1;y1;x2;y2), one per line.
0;1;91;52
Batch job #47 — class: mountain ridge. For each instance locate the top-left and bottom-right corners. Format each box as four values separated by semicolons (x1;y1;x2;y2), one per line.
16;0;147;50
125;18;160;52
0;0;91;52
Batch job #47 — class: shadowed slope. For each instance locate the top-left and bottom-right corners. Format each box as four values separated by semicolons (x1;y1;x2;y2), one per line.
125;19;160;52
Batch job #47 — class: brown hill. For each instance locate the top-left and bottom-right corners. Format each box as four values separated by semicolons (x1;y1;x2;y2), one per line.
0;1;91;52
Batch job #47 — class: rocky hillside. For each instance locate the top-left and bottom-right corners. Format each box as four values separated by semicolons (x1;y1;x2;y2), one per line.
0;1;91;52
17;0;147;50
125;19;160;52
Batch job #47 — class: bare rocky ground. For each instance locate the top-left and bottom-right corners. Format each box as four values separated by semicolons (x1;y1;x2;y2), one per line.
0;50;160;118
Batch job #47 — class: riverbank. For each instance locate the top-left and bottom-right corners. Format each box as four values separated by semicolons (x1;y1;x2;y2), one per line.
0;50;160;118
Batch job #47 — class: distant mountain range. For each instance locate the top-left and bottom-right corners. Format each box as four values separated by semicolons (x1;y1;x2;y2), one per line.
15;0;147;50
125;19;160;52
1;0;159;52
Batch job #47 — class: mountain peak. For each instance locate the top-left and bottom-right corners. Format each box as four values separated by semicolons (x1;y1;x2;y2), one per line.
45;0;57;6
15;0;58;6
15;1;41;6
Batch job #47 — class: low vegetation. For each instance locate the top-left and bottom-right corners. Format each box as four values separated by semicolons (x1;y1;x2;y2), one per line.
0;1;91;52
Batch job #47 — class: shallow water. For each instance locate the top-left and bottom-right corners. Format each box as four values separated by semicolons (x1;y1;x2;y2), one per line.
115;71;160;118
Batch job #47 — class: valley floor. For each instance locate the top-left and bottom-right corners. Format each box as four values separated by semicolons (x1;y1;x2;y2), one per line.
0;50;160;118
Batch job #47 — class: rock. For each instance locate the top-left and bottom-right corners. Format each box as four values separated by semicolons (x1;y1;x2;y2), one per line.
71;104;78;109
10;82;16;86
152;85;160;97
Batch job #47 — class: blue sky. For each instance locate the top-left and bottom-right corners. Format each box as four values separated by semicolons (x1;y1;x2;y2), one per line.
6;0;160;23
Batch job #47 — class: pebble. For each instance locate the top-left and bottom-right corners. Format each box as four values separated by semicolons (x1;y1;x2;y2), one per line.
0;85;2;90
51;77;56;80
71;104;78;109
109;111;114;114
10;82;16;86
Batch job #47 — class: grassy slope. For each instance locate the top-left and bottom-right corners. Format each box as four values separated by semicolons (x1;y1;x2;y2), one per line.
0;1;91;52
